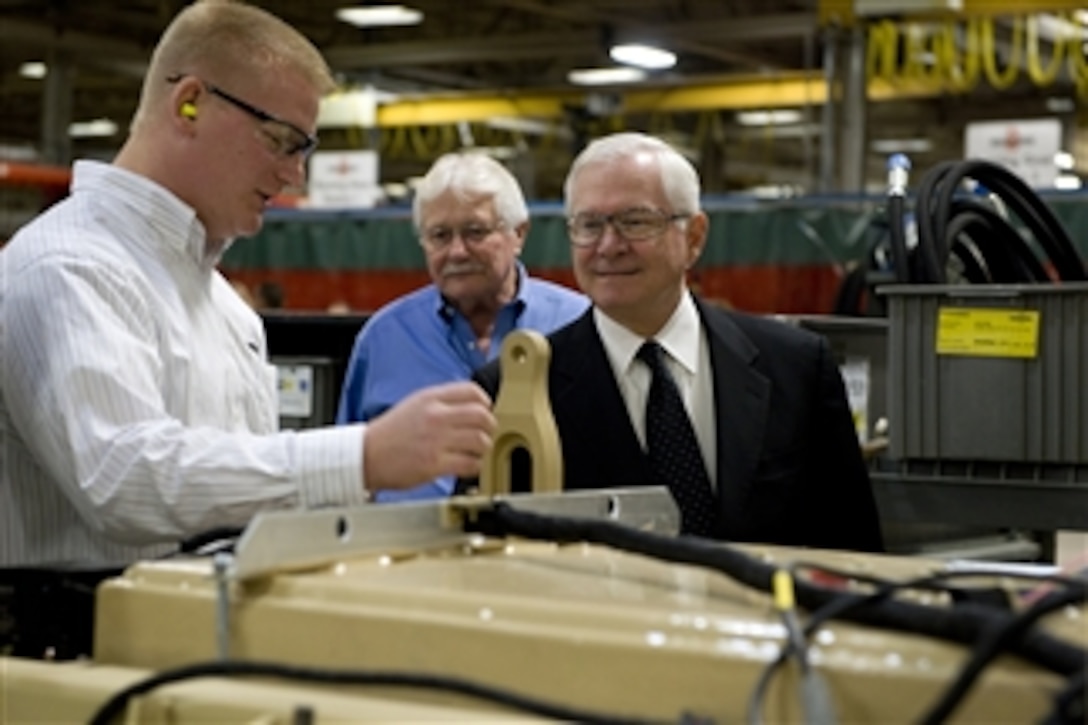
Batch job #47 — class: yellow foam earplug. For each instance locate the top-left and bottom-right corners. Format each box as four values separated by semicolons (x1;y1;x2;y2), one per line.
180;102;197;119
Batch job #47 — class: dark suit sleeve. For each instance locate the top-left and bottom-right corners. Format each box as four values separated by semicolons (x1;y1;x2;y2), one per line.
454;361;503;495
473;359;502;399
804;337;884;552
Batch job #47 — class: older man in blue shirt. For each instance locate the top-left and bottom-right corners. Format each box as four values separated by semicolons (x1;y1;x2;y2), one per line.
336;152;588;501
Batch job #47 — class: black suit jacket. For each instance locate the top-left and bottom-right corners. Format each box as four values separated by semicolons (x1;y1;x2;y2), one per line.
472;299;883;553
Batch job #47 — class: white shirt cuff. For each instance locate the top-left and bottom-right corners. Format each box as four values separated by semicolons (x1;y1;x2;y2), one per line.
292;424;368;508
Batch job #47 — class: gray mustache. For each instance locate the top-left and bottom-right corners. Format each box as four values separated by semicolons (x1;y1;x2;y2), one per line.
441;262;485;276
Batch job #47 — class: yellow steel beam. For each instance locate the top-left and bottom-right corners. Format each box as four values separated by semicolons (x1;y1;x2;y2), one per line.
820;0;1084;26
376;72;957;127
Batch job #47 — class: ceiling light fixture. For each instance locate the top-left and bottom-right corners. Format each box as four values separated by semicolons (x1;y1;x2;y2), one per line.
1046;97;1075;113
609;43;676;70
735;109;803;126
854;0;963;16
871;138;934;153
336;5;423;28
19;62;47;79
1054;151;1074;170
69;118;118;138
567;67;646;86
1054;174;1082;190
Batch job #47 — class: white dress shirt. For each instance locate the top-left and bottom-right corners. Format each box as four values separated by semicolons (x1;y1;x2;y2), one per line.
0;161;367;567
594;291;718;489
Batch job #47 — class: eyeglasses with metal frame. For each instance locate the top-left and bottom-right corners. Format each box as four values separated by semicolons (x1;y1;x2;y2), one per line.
166;74;319;158
567;209;690;247
420;222;506;250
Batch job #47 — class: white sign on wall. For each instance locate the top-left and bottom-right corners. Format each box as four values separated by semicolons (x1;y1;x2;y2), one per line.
840;356;871;443
964;118;1061;188
277;364;313;418
307;150;382;208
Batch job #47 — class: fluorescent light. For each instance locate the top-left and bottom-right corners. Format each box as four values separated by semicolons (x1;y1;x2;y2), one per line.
1046;97;1075;113
69;118;118;138
486;116;572;139
735;109;802;126
336;5;422;28
855;0;962;15
609;44;676;70
871;138;934;153
746;184;803;199
383;182;408;198
567;67;647;86
1054;151;1074;170
1055;174;1082;190
19;62;46;79
0;143;37;160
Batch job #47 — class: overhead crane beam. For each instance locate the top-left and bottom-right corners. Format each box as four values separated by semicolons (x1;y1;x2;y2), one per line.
376;72;954;127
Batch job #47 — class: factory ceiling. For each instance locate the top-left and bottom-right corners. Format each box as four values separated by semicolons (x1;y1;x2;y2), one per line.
0;0;1084;199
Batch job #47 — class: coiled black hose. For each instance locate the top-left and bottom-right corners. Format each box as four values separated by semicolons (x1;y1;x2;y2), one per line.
899;158;1087;284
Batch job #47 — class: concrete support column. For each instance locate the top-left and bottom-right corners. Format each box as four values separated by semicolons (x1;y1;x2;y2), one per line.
820;24;869;193
819;25;839;194
40;50;75;165
841;24;868;192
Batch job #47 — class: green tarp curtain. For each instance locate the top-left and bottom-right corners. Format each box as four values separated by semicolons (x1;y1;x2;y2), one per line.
223;195;1088;273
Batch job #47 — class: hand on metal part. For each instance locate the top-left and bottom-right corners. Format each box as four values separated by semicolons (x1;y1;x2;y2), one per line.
364;381;496;491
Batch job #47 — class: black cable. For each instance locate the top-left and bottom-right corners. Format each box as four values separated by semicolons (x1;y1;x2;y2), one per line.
920;585;1088;724
911;159;1087;285
938;160;1085;281
1041;667;1086;725
886;193;911;283
87;659;668;725
745;565;1086;725
473;504;1087;678
912;159;959;283
945;199;1051;282
746;566;838;725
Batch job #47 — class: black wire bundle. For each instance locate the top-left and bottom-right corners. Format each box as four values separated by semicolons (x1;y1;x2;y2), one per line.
748;563;1088;725
897;159;1087;284
87;660;667;725
471;503;1088;721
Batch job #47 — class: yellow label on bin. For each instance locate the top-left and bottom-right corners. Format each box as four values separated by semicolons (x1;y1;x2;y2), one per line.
935;307;1040;358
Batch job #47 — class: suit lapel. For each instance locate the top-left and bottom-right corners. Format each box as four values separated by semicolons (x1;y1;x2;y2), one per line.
698;301;770;533
550;311;649;488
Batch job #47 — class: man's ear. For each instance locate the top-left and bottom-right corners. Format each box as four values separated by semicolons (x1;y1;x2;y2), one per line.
513;221;529;254
685;212;709;268
168;76;203;132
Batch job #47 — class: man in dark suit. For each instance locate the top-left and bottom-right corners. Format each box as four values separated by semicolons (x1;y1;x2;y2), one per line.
472;132;883;553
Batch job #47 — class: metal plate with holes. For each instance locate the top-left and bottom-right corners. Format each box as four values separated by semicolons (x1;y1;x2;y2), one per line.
233;487;679;581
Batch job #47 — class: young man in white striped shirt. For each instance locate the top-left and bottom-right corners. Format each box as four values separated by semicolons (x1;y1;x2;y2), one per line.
0;0;495;568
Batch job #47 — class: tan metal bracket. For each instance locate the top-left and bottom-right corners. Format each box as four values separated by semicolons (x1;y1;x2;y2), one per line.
478;329;563;496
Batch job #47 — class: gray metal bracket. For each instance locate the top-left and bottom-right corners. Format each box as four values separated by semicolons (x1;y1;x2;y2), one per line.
232;487;679;582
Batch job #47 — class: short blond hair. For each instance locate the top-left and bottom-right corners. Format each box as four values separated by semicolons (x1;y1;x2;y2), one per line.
133;0;334;130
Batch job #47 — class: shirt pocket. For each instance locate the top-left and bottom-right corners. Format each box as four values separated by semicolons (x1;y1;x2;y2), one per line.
225;355;279;434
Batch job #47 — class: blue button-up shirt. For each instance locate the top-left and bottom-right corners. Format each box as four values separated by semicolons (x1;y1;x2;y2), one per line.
336;264;589;501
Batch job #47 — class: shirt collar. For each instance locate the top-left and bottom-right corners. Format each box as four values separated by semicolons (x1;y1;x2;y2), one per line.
595;290;701;376
71;160;218;271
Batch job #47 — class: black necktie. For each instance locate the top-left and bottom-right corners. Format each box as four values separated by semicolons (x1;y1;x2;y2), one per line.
636;341;718;537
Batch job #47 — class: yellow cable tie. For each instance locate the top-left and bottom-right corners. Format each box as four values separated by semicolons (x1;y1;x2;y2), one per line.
773;568;797;612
